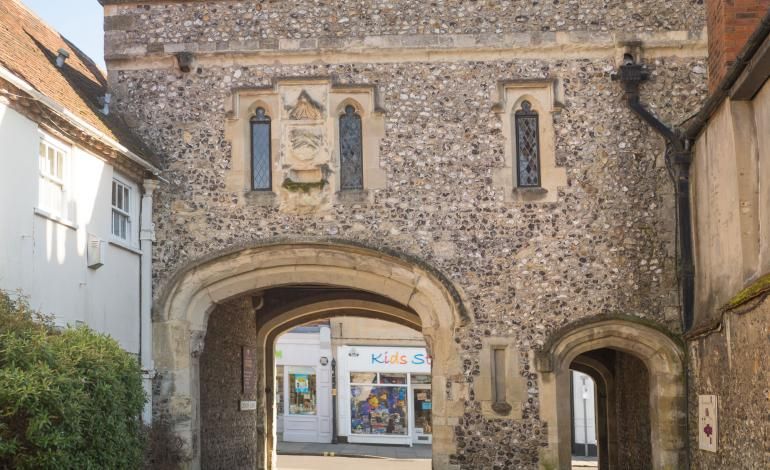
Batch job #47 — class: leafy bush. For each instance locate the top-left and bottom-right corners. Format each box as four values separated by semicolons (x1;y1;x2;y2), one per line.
0;291;146;469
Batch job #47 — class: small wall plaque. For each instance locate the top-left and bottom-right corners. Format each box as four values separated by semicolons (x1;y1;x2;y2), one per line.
242;347;256;394
698;395;718;452
240;400;257;411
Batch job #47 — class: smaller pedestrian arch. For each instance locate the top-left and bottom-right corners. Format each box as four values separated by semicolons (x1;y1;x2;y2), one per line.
535;318;686;470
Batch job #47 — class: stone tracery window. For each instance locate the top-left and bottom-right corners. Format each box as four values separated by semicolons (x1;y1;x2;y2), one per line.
251;107;272;191
514;101;541;188
339;105;364;190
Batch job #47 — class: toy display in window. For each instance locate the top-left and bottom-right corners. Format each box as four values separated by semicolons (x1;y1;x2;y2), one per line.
350;386;408;435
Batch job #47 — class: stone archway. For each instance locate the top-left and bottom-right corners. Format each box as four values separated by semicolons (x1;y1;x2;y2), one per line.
152;242;468;469
258;299;423;469
535;319;685;470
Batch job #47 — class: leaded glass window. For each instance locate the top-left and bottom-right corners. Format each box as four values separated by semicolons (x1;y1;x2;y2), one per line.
514;101;541;187
251;108;272;190
339;105;364;190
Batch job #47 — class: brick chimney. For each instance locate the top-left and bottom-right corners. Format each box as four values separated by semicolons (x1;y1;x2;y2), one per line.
707;0;770;91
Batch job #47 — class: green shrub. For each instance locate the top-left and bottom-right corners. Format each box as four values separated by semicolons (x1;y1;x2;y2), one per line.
0;291;146;469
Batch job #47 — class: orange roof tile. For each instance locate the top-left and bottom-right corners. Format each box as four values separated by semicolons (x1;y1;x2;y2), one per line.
0;0;158;168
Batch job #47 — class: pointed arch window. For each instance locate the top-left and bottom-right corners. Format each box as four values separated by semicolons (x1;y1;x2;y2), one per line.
339;105;364;190
514;101;541;188
251;107;272;191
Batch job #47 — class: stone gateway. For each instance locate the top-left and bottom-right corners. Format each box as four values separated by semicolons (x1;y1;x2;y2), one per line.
96;1;769;469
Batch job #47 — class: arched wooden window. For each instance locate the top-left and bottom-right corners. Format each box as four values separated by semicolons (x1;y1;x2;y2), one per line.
339;105;364;190
251;107;272;190
514;101;541;187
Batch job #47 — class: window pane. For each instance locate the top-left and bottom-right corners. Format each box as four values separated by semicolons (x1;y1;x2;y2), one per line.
411;374;431;384
113;211;119;236
123;187;130;212
117;184;124;209
350;372;378;384
379;373;407;385
339;105;364;190
56;151;64;179
275;366;284;416
48;147;55;176
350;385;408;435
288;373;316;415
251;109;271;190
515;101;540;187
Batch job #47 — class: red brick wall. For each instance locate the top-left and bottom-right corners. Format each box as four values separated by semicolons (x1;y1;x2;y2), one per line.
707;0;770;91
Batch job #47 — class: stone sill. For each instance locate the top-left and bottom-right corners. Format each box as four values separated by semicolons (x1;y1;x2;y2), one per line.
244;190;277;207
336;189;370;205
513;186;548;194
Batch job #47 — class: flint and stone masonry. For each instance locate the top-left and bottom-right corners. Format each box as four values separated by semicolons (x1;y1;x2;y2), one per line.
101;1;709;469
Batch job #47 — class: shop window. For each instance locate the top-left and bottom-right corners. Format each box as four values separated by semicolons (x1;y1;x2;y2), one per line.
350;372;409;435
412;388;433;437
288;371;316;415
379;373;407;385
251;107;272;191
411;374;431;385
339;104;364;190
275;365;284;415
350;372;377;384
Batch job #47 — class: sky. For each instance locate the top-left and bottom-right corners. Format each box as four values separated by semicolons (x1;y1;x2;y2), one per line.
22;0;106;69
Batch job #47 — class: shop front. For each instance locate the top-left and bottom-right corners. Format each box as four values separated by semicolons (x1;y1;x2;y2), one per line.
337;346;432;446
275;327;333;443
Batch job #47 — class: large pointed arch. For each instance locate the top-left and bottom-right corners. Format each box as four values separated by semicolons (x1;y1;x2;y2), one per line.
152;241;469;469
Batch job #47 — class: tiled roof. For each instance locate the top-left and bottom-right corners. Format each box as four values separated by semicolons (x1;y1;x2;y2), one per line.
0;0;158;169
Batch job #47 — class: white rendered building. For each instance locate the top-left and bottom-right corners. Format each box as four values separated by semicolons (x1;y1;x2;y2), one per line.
0;0;161;422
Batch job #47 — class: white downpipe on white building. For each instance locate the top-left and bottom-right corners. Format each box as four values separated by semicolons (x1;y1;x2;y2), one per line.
139;179;158;424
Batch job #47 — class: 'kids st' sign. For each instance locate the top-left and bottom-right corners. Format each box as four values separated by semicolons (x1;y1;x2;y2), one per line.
370;350;432;366
342;346;432;373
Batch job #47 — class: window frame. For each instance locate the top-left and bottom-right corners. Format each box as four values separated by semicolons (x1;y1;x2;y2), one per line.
250;107;272;191
349;371;411;436
338;104;365;191
285;366;317;416
37;132;70;218
110;174;139;247
514;100;542;188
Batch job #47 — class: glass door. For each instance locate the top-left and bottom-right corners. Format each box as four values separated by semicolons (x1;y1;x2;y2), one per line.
411;386;432;444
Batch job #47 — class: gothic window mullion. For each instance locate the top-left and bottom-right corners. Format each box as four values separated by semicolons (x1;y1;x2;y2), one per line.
514;101;541;188
339;105;364;191
251;107;272;191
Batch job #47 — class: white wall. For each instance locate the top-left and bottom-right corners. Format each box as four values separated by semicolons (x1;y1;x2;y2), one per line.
0;103;142;354
572;371;597;447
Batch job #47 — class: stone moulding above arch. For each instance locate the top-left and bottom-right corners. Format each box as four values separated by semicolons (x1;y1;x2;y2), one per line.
154;239;471;329
534;315;684;373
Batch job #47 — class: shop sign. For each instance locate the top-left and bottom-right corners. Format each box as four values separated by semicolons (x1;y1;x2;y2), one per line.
345;346;432;373
240;400;257;411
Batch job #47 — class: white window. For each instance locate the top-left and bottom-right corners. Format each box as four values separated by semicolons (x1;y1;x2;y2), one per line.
111;179;132;242
38;136;69;216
